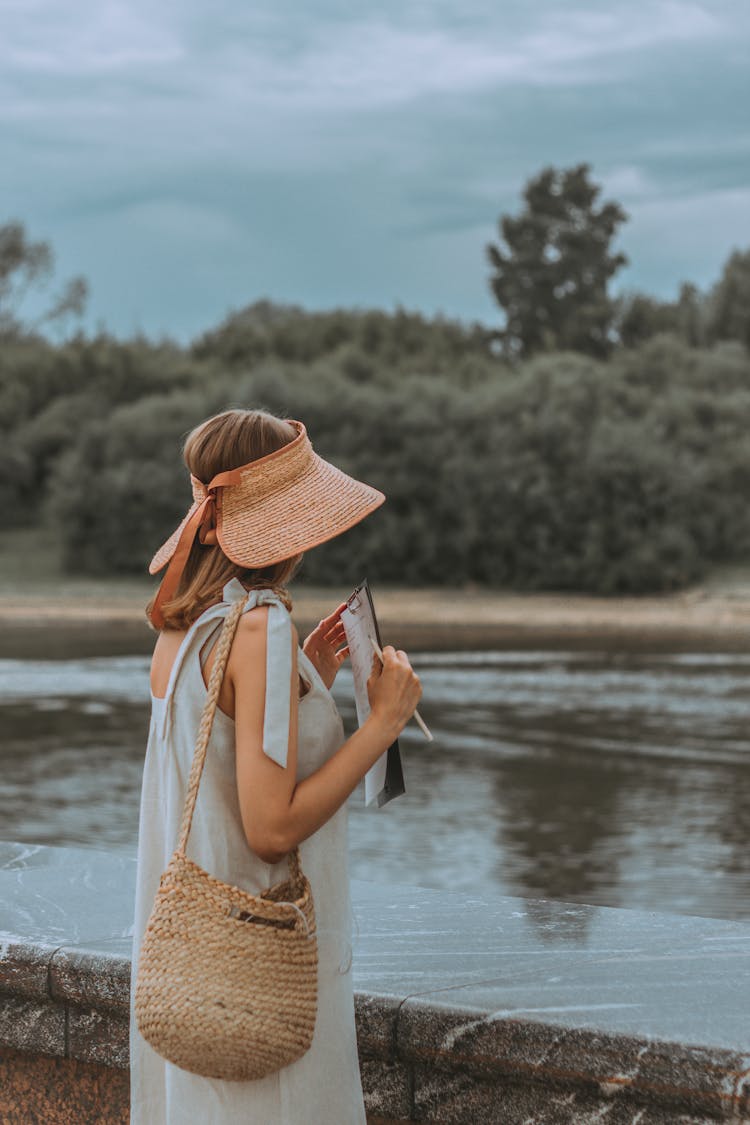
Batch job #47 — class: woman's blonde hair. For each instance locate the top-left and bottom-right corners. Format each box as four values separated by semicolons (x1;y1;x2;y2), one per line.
145;409;304;630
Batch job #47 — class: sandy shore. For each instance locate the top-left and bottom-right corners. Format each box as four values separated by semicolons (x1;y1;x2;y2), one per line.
2;581;750;651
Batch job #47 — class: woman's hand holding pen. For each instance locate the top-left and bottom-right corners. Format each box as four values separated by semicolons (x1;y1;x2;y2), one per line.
366;646;423;739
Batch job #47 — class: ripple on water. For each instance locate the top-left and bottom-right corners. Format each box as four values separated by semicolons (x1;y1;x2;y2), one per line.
1;648;750;921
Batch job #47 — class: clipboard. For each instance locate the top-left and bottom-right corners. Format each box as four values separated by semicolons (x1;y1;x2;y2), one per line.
341;577;406;808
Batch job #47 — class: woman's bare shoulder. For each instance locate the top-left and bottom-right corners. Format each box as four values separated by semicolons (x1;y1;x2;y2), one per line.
150;627;187;698
231;605;300;658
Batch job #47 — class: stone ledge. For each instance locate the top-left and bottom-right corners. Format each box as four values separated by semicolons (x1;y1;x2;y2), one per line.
1;840;750;1124
396;1000;750;1121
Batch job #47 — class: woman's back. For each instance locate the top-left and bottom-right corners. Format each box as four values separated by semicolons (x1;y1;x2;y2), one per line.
129;579;366;1124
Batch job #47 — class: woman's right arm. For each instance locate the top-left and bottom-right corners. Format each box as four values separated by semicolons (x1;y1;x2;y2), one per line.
228;608;421;864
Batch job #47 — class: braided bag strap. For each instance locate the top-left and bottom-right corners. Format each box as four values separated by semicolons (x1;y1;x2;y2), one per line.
175;595;249;855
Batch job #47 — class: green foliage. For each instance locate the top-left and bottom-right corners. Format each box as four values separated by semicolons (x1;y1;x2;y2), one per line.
191;300;495;375
485;162;749;358
46;391;213;574
0;333;207;524
2;214;750;594
487;163;628;361
614;282;709;350
612;255;750;354
25;326;750;594
706;249;750;349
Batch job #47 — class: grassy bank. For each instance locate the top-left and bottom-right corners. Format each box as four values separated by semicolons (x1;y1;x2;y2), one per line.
3;529;750;651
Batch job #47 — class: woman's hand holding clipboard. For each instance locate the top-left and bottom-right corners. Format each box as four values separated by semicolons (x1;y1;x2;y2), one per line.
341;578;429;807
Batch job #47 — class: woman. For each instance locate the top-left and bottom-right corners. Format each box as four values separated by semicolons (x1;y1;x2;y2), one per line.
129;408;422;1124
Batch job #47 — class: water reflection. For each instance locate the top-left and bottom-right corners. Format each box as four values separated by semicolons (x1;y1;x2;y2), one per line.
493;757;623;908
1;646;749;921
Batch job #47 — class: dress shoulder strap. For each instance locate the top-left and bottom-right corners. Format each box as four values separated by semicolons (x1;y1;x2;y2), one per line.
156;578;295;769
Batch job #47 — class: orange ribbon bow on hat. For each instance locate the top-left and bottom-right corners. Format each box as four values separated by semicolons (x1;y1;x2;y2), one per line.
149;466;243;630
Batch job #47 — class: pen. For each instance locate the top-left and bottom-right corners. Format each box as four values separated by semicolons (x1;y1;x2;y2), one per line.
369;635;433;741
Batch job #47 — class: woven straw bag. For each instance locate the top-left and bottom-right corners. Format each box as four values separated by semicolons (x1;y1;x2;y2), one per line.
134;594;318;1081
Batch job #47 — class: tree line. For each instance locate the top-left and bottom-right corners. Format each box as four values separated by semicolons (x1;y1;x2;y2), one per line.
485;163;750;359
1;162;749;593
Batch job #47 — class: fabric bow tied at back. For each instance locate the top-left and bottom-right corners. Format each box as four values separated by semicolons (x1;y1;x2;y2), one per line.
223;578;294;769
156;578;295;771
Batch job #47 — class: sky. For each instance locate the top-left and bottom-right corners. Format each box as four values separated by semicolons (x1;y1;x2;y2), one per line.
2;0;749;342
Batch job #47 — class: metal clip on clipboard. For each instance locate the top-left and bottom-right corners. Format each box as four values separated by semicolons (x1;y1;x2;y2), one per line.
346;588;364;613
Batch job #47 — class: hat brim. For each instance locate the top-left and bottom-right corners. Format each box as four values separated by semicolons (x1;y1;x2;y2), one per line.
149;500;202;575
218;451;385;567
148;451;385;574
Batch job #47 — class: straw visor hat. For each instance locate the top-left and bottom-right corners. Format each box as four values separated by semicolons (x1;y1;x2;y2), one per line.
148;419;385;627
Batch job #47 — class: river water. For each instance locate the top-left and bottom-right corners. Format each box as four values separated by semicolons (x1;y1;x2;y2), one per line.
1;643;749;921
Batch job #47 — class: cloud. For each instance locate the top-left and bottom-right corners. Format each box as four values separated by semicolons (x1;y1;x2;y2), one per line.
616;185;750;295
599;165;658;201
1;0;748;337
2;1;182;75
0;0;734;115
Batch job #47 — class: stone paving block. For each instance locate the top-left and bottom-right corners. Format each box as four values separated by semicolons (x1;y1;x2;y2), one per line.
737;1069;750;1117
0;939;56;1000
397;997;585;1081
410;1063;726;1124
50;946;131;1014
67;1005;130;1070
399;1000;749;1122
0;994;65;1057
361;1056;413;1121
355;990;403;1059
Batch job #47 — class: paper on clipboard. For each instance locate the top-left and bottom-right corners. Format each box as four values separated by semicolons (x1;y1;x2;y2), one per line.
341;578;406;808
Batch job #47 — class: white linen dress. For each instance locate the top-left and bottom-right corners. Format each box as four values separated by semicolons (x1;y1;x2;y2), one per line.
129;578;367;1124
